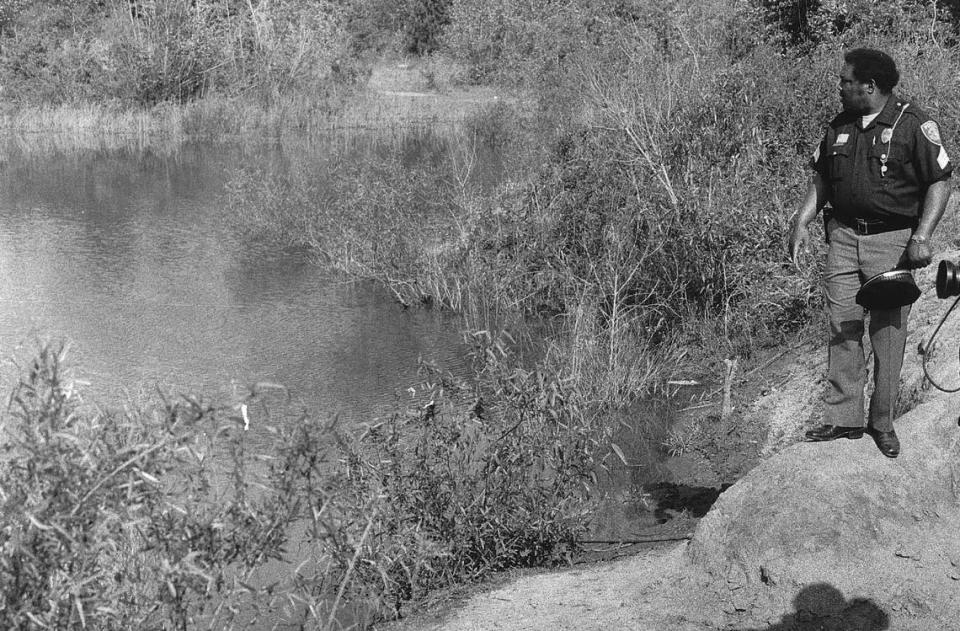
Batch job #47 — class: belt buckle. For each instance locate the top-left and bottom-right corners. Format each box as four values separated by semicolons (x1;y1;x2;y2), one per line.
855;218;874;235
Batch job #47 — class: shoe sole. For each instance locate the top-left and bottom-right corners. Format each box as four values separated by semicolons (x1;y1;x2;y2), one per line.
805;430;864;441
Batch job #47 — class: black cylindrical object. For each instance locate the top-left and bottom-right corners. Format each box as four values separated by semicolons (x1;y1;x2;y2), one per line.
936;260;960;299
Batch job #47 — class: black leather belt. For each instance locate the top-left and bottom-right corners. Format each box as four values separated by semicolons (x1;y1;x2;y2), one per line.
833;214;916;236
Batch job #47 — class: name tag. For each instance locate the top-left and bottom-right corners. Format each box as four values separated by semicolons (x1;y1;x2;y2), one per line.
834;133;850;146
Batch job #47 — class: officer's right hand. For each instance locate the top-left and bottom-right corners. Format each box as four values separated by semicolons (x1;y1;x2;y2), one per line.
789;222;808;269
901;239;933;269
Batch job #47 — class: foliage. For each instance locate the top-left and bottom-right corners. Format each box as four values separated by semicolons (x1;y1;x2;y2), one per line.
320;330;604;617
442;0;596;85
441;0;761;86
530;42;835;350
0;339;605;628
0;342;297;629
757;0;960;49
0;0;360;106
400;0;451;54
226;125;510;320
342;0;450;55
229;0;960;396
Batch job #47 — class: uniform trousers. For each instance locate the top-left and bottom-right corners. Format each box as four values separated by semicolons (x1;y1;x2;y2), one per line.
823;218;912;432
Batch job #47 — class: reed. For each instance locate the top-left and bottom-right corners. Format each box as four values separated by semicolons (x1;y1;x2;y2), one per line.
0;335;606;628
0;82;504;161
0;341;297;629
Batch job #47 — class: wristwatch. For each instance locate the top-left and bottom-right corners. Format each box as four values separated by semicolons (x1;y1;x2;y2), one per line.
909;234;928;244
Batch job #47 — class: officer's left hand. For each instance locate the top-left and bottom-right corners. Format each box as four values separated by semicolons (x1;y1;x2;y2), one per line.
902;240;933;269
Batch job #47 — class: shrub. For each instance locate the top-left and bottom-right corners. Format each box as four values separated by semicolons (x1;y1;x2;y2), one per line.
442;0;599;85
317;331;606;618
0;338;607;628
0;0;361;106
758;0;960;50
401;0;451;54
0;342;300;629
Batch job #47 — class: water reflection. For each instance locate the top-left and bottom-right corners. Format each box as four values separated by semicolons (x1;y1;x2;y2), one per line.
0;140;471;443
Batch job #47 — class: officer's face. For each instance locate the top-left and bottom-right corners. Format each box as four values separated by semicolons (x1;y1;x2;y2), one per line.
838;64;871;113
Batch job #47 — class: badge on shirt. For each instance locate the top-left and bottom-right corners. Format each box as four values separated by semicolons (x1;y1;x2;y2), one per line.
880;128;893;143
922;121;943;145
833;133;850;146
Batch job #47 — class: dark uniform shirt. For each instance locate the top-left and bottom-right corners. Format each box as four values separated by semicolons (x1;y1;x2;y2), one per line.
811;93;953;223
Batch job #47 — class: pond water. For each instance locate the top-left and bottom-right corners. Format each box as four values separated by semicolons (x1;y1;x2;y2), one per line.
0;139;470;443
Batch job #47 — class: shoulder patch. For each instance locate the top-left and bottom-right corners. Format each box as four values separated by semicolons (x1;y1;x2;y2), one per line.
922;121;943;145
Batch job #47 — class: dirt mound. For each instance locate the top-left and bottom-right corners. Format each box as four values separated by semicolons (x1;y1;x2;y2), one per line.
683;250;960;628
686;395;960;628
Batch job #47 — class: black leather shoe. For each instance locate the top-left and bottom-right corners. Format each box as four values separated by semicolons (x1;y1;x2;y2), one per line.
804;424;865;441
870;429;900;458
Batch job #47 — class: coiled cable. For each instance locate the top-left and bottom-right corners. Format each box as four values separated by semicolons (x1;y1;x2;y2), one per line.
918;294;960;392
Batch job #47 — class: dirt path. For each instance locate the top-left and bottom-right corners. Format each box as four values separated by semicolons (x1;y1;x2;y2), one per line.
335;58;508;130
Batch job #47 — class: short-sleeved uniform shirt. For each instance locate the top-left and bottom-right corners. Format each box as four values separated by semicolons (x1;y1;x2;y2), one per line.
811;94;953;222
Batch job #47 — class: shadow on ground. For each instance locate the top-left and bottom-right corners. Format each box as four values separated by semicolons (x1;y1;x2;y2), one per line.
646;482;731;522
739;583;888;630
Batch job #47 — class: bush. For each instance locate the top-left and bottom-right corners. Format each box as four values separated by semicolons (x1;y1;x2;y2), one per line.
0;338;606;628
319;331;606;617
758;0;960;50
0;342;296;629
442;0;600;85
401;0;451;54
0;0;360;106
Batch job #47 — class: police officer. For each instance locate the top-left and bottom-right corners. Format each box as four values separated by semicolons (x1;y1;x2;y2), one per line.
789;48;953;458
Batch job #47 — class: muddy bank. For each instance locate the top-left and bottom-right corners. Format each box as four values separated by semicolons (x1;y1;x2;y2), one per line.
583;341;803;563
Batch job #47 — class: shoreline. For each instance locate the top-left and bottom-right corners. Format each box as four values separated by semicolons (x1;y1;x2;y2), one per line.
0;58;512;158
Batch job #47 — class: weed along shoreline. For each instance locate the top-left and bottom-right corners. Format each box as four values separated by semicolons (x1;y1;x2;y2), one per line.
6;1;960;629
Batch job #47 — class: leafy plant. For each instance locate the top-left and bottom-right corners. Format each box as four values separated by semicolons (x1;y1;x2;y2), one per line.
0;338;611;628
316;330;606;618
0;0;360;106
0;342;297;629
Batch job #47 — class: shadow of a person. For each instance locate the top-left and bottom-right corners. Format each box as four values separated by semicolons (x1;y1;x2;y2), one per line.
742;583;889;631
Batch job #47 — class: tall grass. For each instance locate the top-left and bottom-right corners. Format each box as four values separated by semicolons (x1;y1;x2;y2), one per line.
0;0;362;107
315;331;606;619
0;342;317;629
0;82;504;161
0;339;605;628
